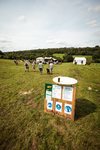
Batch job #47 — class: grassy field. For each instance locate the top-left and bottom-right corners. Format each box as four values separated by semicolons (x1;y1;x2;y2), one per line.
72;55;92;58
0;59;100;150
53;54;64;58
91;63;100;67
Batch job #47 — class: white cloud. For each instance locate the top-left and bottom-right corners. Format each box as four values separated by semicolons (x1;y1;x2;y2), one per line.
46;40;55;43
88;7;92;12
46;37;67;46
48;37;54;40
31;45;38;49
88;5;100;12
72;0;82;4
90;24;99;28
0;0;100;52
56;41;67;45
86;20;99;28
18;15;26;22
94;5;100;12
0;37;12;43
49;0;60;7
0;37;13;52
94;31;100;36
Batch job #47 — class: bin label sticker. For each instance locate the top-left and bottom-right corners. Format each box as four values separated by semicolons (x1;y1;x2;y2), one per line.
55;102;62;112
64;104;72;115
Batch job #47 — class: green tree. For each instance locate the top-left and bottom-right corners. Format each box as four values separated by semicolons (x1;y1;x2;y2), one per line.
63;53;67;60
56;57;63;62
66;55;73;62
0;50;4;55
86;57;92;65
7;54;13;59
63;54;73;62
92;51;100;60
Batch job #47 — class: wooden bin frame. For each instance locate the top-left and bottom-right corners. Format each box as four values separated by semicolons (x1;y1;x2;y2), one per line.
44;85;76;121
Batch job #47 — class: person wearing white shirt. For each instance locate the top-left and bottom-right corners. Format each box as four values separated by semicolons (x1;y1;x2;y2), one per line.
49;61;53;74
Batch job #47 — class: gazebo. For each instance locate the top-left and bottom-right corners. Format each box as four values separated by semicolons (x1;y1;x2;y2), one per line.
73;57;86;65
36;57;44;63
44;57;53;62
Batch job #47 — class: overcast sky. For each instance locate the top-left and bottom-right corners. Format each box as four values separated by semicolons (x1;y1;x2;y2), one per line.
0;0;100;52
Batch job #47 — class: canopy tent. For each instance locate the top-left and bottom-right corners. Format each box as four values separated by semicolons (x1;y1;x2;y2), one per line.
36;57;44;63
44;57;53;62
44;57;57;62
52;58;57;62
73;57;86;65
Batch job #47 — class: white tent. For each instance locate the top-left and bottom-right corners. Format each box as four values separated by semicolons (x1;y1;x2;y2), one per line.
73;57;86;65
44;57;57;62
52;58;57;62
44;57;53;61
36;57;44;63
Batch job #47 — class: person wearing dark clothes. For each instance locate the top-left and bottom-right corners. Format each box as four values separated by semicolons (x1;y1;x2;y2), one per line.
25;61;29;72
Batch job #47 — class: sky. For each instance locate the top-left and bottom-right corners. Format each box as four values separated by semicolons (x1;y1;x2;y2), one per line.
0;0;100;52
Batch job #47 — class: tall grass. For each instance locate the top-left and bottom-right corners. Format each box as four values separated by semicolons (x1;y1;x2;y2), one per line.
0;59;100;150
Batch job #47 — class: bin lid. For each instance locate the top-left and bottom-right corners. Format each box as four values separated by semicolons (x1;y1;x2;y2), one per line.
53;76;78;85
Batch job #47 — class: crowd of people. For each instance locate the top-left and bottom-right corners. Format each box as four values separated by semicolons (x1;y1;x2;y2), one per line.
24;60;54;75
13;58;63;75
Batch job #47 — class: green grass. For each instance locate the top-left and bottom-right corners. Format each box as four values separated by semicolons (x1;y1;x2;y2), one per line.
72;55;92;58
91;63;100;67
53;53;64;58
0;59;100;150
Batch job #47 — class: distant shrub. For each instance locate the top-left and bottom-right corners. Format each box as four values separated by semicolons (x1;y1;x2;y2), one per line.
67;55;74;62
0;55;4;59
86;57;92;65
94;59;100;63
63;54;73;62
56;57;63;62
0;50;4;55
92;54;100;60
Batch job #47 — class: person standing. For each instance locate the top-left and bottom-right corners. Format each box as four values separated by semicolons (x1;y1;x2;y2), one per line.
34;60;36;65
25;61;29;72
38;61;43;75
49;61;53;74
32;62;35;72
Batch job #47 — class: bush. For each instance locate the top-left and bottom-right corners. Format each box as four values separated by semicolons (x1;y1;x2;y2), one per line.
92;54;99;60
67;55;74;62
94;59;100;63
63;54;73;62
0;50;4;55
0;55;4;59
86;57;92;65
56;57;63;62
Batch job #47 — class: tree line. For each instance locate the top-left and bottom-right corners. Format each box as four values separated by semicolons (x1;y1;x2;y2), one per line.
0;46;100;63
